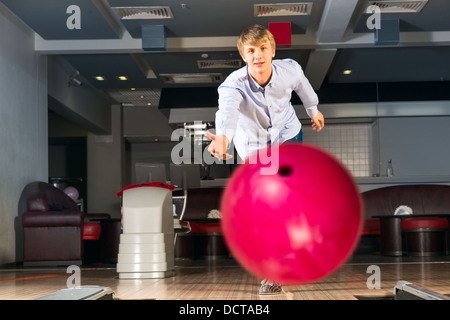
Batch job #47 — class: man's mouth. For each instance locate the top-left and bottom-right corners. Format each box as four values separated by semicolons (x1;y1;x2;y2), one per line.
254;61;264;67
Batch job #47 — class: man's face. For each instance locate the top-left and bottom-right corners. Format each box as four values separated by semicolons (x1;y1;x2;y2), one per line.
241;40;275;77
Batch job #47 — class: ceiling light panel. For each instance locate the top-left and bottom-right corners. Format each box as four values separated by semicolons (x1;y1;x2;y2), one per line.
112;6;174;20
106;88;161;107
254;3;313;17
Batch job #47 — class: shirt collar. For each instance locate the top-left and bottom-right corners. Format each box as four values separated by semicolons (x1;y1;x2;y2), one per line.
247;63;275;91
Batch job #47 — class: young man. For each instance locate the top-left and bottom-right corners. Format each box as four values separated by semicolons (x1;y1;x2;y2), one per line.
206;24;324;162
206;25;325;294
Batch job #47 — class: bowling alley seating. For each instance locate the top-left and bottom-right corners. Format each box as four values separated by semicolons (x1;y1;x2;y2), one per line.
21;181;110;266
401;217;448;256
171;184;450;258
361;184;450;256
172;187;230;259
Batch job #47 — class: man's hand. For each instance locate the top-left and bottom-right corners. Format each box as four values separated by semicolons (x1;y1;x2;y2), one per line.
205;131;233;160
311;111;325;132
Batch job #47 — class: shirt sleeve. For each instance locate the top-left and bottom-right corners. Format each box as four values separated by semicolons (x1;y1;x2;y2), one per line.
215;85;243;145
291;60;319;119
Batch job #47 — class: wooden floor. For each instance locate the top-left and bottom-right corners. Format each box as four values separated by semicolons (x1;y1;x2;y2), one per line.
1;254;450;301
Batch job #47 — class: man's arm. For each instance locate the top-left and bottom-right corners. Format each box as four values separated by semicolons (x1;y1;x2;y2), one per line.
289;60;325;132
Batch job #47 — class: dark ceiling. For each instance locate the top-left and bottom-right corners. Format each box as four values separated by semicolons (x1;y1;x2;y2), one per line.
2;0;450;107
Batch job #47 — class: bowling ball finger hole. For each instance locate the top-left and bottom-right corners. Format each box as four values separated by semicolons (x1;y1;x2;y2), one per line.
278;165;293;177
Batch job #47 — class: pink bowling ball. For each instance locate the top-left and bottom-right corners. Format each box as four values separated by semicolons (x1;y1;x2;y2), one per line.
220;143;362;285
64;186;79;200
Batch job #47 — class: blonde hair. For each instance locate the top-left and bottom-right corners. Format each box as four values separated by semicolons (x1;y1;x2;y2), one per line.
237;25;276;56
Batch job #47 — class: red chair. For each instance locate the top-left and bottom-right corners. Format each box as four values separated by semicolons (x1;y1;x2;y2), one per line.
83;223;102;240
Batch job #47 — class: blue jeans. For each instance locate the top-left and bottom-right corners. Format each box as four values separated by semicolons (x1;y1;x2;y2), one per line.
285;128;303;143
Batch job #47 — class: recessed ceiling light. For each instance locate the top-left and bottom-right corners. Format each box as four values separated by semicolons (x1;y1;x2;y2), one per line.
95;76;105;81
147;102;152;106
342;70;352;75
139;95;145;99
130;87;136;91
117;76;128;81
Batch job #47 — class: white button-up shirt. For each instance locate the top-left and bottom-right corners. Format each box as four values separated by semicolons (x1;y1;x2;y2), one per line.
215;59;319;160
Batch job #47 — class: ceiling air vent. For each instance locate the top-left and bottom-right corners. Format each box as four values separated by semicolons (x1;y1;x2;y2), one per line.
367;1;428;13
254;3;313;17
197;60;242;69
159;73;225;84
112;6;174;20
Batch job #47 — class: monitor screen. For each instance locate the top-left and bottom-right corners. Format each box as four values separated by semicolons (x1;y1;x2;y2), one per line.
169;163;200;189
134;162;167;184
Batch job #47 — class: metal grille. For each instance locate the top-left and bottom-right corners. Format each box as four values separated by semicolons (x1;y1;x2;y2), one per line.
112;6;174;20
254;3;313;17
197;60;242;69
368;1;428;13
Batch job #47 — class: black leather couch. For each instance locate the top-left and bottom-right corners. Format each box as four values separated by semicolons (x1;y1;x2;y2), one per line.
21;181;110;266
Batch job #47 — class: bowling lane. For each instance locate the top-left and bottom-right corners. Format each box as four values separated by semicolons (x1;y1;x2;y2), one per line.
1;256;449;300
